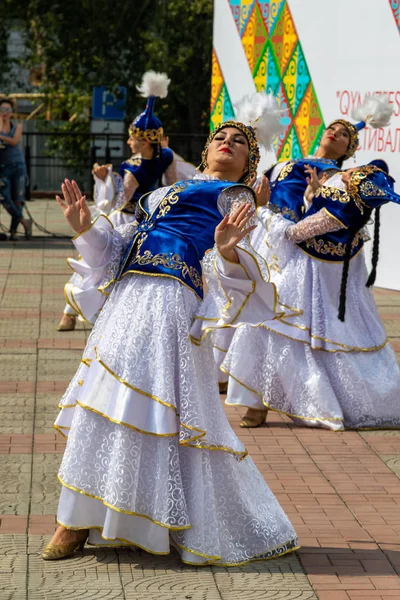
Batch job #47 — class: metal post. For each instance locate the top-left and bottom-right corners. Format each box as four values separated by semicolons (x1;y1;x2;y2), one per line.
105;134;111;164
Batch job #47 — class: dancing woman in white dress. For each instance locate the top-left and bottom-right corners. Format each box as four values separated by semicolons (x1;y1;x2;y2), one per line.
42;94;299;565
221;159;400;431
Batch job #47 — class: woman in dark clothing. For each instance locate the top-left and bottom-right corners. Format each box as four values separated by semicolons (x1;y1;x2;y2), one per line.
0;98;32;240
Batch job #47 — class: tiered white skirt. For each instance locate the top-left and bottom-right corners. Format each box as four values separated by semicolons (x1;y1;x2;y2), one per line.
55;274;298;564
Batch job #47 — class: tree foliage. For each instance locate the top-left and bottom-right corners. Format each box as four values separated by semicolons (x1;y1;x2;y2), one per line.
0;0;213;135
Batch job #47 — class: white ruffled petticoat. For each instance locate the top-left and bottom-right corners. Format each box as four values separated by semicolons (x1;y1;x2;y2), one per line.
222;208;400;430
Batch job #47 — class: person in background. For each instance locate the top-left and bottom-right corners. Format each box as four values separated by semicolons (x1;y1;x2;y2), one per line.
0;98;32;240
57;71;196;331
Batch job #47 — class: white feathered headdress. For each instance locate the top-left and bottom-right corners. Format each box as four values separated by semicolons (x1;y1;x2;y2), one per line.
329;93;393;158
136;71;170;99
200;91;285;182
234;92;285;151
350;94;393;129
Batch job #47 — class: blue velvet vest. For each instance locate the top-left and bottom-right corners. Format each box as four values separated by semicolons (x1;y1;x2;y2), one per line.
297;166;398;262
265;158;340;223
118;148;174;213
116;179;250;298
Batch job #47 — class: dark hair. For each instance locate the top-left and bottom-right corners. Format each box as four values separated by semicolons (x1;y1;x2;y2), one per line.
366;206;381;287
338;208;372;321
336;156;345;169
150;142;167;189
0;98;15;111
151;142;161;158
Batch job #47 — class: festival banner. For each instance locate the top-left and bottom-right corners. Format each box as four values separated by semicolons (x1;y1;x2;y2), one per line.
212;0;400;289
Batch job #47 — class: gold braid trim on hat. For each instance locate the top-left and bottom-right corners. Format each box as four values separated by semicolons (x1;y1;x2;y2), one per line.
198;121;261;185
327;119;359;159
128;125;164;144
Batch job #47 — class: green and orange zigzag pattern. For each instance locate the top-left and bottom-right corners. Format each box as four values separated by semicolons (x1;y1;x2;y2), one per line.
211;0;325;160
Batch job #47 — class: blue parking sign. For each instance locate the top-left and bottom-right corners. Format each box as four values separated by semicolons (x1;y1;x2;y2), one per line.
92;86;127;120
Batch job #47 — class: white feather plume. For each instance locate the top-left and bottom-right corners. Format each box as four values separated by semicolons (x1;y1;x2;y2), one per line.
234;92;286;150
137;71;170;99
350;94;393;128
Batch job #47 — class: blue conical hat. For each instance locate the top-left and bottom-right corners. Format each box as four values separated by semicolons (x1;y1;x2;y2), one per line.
129;71;170;143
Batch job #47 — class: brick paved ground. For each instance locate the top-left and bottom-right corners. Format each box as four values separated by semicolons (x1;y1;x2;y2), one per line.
1;199;400;599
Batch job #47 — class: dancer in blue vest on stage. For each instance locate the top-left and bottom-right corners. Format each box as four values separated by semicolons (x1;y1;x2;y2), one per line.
214;97;392;389
218;95;400;430
92;70;195;228
251;95;394;257
42;92;300;564
58;71;196;330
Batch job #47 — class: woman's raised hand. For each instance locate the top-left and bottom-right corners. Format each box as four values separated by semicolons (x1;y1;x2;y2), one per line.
215;203;256;263
56;179;91;234
341;167;359;192
92;164;108;181
304;165;320;193
253;176;270;207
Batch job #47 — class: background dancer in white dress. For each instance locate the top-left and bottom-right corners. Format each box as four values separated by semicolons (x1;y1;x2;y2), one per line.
212;97;390;396
58;71;196;331
42;93;299;565
220;95;399;428
222;153;400;430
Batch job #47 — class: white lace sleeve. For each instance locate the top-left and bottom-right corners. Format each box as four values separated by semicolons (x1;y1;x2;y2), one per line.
109;171;125;210
267;162;287;183
285;208;344;243
217;185;255;216
71;216;136;274
171;152;197;181
190;241;280;344
255;206;344;269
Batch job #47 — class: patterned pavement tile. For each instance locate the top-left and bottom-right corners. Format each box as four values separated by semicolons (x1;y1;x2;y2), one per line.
35;394;63;434
379;455;400;477
0;395;35;434
30;454;62;515
0;355;37;381
37;356;81;381
38;348;83;361
0;319;40;340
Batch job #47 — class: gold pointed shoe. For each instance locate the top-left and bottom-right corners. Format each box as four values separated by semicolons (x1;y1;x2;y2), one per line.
240;410;268;428
57;314;76;331
42;539;86;561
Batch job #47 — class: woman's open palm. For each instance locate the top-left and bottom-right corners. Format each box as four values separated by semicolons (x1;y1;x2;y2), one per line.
215;203;256;256
56;179;91;234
